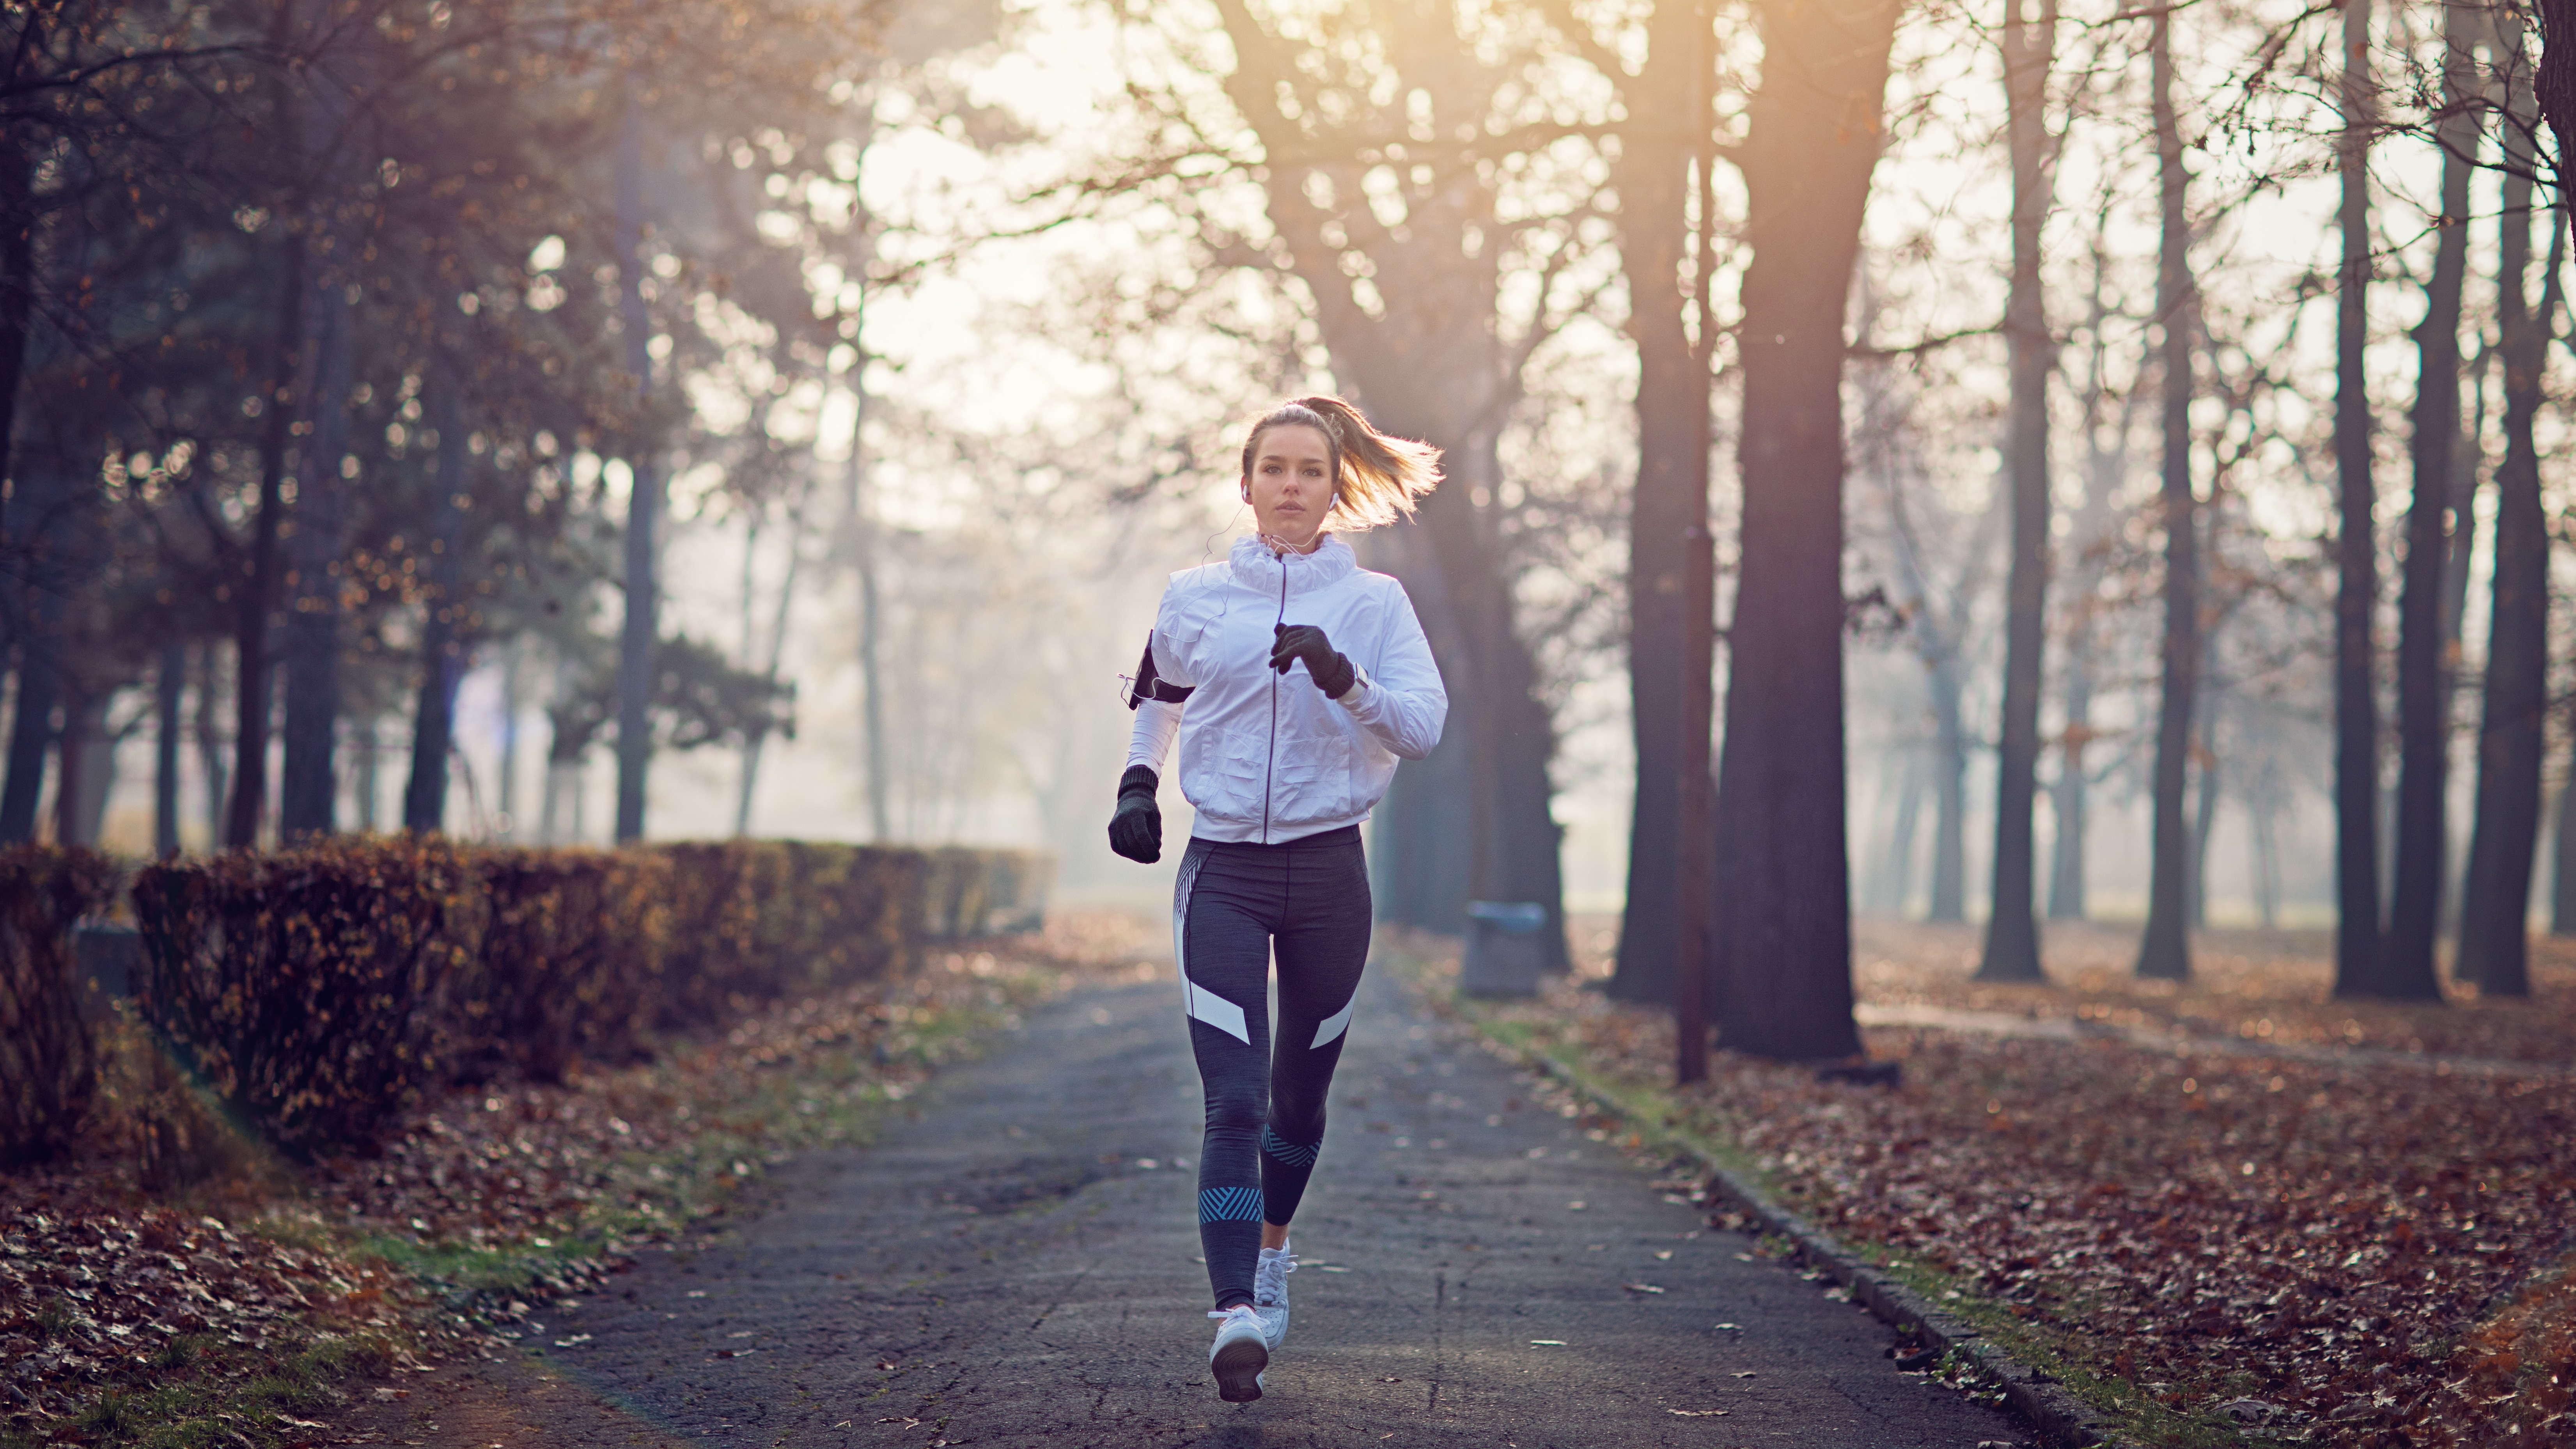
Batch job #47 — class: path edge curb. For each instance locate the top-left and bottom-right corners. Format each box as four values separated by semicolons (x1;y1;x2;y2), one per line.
1480;1029;2135;1449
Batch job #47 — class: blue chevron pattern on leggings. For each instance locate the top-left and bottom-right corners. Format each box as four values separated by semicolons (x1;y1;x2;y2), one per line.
1260;1124;1320;1168
1197;1186;1265;1224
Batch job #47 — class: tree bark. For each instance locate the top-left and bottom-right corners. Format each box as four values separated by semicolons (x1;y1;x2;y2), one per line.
1927;654;1967;920
2553;764;2576;936
2187;706;2219;929
2537;0;2576;196
2332;0;2384;993
2455;70;2556;997
277;12;363;842
1978;0;2058;981
0;466;68;843
402;363;471;832
2135;0;2197;981
155;637;184;857
0;127;33;501
612;93;663;844
2376;3;2476;1001
1609;0;1714;1006
1708;0;1899;1061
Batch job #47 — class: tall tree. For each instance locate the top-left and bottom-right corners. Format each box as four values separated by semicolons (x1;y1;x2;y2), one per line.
2377;0;2479;1000
612;94;664;844
401;358;471;832
277;8;362;840
2455;33;2556;998
1609;0;1715;1007
1206;0;1579;968
2332;0;2383;995
2134;0;2198;981
1710;0;1901;1059
1977;0;2060;983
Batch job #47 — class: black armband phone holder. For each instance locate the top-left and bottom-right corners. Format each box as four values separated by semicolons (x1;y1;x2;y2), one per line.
1126;633;1196;711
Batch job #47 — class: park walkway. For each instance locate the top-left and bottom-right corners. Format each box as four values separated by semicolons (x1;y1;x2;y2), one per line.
330;963;2024;1449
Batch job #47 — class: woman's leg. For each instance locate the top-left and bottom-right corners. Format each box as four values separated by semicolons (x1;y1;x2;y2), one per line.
1260;832;1372;1233
1175;839;1278;1311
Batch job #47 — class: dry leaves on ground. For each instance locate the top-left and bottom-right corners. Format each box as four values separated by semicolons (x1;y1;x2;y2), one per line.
1;914;1151;1445
1445;923;2575;1447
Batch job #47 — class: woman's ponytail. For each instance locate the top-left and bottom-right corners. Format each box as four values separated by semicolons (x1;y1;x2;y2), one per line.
1238;394;1441;531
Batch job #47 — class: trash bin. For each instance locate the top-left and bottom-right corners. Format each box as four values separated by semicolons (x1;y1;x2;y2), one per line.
1461;901;1549;998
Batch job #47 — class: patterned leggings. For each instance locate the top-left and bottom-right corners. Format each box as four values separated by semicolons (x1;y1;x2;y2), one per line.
1172;826;1371;1310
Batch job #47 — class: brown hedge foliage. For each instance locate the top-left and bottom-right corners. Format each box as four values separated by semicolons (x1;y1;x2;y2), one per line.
0;845;118;1165
460;849;674;1084
133;837;480;1158
116;837;1039;1158
653;841;926;1027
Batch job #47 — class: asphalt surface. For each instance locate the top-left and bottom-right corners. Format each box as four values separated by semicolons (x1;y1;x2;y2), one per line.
334;963;2025;1449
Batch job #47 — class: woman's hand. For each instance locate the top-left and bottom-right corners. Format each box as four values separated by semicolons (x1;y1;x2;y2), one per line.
1109;765;1163;863
1271;623;1356;699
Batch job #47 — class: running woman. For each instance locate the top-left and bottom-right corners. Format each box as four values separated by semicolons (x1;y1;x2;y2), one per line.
1108;397;1447;1403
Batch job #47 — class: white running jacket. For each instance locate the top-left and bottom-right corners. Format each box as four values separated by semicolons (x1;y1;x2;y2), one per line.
1128;534;1447;844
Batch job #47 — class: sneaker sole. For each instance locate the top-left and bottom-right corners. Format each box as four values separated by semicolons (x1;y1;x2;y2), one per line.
1211;1336;1268;1402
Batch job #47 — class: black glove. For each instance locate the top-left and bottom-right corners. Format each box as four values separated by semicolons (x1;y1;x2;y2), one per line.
1271;623;1356;699
1108;764;1163;863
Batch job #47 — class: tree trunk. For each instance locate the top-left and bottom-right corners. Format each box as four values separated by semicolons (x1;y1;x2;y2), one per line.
1609;0;1714;1006
1927;656;1968;920
278;23;362;842
2332;0;2384;993
2188;709;2219;930
197;641;229;846
1872;753;1924;914
495;641;521;838
2376;2;2476;1001
2553;765;2576;935
1709;0;1899;1060
0;128;33;500
2048;662;2092;920
1208;0;1567;961
2454;79;2556;997
402;365;471;832
735;486;810;837
1399;429;1570;968
612;94;663;844
1978;0;2058;982
2536;0;2576;203
836;137;893;845
155;637;184;857
0;464;73;842
2135;1;2197;981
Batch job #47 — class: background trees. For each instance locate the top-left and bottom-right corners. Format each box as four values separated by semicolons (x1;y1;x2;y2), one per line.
5;0;2575;1043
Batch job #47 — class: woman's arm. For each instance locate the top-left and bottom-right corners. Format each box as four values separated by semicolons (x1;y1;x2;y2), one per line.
1336;589;1446;760
1128;697;1183;774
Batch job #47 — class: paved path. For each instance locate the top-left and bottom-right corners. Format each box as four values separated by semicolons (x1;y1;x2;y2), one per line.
338;967;2023;1448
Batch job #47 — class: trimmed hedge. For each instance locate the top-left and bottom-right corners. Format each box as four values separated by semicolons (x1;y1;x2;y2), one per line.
0;837;1048;1162
462;849;673;1084
133;837;480;1157
0;845;118;1165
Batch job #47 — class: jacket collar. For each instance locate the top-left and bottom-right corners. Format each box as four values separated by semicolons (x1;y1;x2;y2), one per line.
1230;532;1357;593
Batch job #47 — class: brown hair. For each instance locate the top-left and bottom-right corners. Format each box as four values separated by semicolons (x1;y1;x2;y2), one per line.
1238;395;1441;531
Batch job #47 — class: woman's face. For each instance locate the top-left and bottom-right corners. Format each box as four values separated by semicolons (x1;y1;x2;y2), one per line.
1244;424;1335;553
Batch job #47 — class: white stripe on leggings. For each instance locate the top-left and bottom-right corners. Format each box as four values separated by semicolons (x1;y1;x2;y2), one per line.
1173;843;1250;1044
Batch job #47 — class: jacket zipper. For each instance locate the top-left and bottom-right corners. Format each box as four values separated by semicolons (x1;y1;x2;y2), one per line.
1263;557;1286;843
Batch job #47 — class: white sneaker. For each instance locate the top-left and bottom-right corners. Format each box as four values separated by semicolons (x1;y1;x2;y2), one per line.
1207;1304;1269;1401
1252;1241;1297;1350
